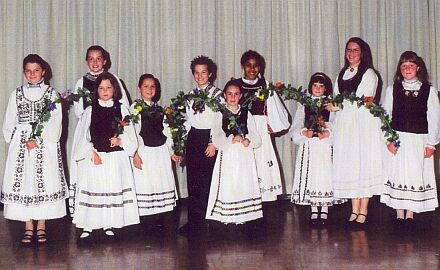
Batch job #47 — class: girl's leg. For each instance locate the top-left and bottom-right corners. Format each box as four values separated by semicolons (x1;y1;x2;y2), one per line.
36;219;47;243
396;209;405;219
310;206;319;220
320;206;329;220
356;198;369;223
349;199;361;221
22;220;34;244
405;210;414;219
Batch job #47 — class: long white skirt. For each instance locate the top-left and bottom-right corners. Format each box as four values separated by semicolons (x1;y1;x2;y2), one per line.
381;132;438;213
72;151;140;230
332;103;384;198
206;143;263;224
291;138;345;206
253;115;283;201
132;144;177;216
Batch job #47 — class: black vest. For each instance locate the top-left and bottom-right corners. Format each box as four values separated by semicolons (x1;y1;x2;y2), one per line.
233;78;267;115
90;101;123;152
304;105;330;133
337;67;368;95
222;108;249;137
139;106;167;147
391;81;429;134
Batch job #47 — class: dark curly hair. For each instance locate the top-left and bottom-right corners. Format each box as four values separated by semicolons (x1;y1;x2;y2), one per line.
190;55;218;84
240;50;266;77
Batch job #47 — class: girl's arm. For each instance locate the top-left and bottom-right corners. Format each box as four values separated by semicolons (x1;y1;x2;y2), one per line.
246;112;262;149
73;78;85;118
73;107;94;161
41;89;63;143
117;105;139;156
426;86;440;148
290;104;307;145
210;112;232;151
2;90;19;143
266;90;290;133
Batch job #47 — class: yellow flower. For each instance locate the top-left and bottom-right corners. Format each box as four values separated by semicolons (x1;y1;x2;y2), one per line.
258;93;265;101
178;105;184;110
136;105;143;112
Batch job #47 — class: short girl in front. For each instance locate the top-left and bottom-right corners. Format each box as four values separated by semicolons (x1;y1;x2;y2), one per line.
71;72;139;241
291;73;344;226
206;80;263;224
2;54;67;245
381;51;439;225
131;74;179;218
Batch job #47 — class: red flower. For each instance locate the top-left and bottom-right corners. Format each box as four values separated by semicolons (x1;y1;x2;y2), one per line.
119;120;128;126
165;107;173;115
274;81;283;88
365;96;374;107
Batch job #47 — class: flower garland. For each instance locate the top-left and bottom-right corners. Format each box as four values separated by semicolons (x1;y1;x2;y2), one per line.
29;87;92;141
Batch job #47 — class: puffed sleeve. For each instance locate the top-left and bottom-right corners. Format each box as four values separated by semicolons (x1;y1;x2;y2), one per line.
73;77;85;118
40;89;62;143
426;86;440;147
380;86;394;116
210;112;232;150
129;103;144;150
356;69;378;97
72;107;94;161
245;112;262;149
266;91;290;132
163;114;175;156
2;89;18;143
290;104;307;145
119;105;138;156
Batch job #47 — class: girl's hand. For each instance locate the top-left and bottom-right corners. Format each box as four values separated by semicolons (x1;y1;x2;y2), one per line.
133;152;143;170
325;103;339;112
25;140;38;151
242;138;250;147
171;154;182;164
425;146;435;158
318;130;330;140
110;137;121;147
205;144;216;157
232;135;243;144
267;124;274;134
302;130;314;138
92;150;102;165
387;143;398;155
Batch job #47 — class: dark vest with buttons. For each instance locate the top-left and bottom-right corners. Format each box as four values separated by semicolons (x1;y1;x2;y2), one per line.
391;81;429;134
337;67;368;95
90;101;123;152
139;105;167;147
222;108;249;137
233;77;267;115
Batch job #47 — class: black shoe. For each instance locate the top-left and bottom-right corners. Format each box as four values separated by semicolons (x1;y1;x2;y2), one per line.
310;212;319;226
344;212;358;229
77;230;92;245
21;230;34;247
319;212;328;227
354;213;368;230
178;223;190;236
394;218;405;231
405;218;416;232
104;229;115;241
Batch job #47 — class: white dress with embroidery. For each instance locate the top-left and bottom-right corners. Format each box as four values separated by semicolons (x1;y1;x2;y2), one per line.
2;83;67;221
332;68;385;198
70;100;139;230
130;101;178;216
206;108;263;224
380;81;440;213
290;103;345;206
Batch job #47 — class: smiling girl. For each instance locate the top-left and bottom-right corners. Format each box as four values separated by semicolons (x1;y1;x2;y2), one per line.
380;51;439;229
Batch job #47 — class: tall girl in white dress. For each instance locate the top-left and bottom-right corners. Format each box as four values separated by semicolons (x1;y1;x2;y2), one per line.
131;74;179;218
291;73;344;226
380;51;439;227
326;37;384;228
231;50;290;202
2;54;67;245
206;80;263;224
71;72;139;242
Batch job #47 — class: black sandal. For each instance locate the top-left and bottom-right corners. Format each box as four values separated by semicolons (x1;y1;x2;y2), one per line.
36;229;47;244
21;230;34;246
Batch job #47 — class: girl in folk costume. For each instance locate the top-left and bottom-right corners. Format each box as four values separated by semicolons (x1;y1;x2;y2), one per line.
231;50;290;202
206;80;263;224
2;54;67;245
291;73;344;226
69;45;130;214
381;51;439;228
71;72;139;242
131;74;179;223
326;37;384;228
180;56;223;234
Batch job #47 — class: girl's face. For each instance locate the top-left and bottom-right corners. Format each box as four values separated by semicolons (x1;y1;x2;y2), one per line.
193;64;211;87
242;58;260;80
311;82;325;97
400;61;419;81
24;62;45;84
224;85;242;108
97;79;114;101
139;78;156;101
86;50;107;73
345;42;362;67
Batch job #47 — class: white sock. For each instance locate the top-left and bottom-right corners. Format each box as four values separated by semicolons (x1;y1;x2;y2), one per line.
311;206;318;219
320;206;328;219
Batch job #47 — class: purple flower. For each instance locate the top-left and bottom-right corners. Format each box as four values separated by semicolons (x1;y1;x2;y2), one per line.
47;103;57;111
60;90;71;99
393;140;401;149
